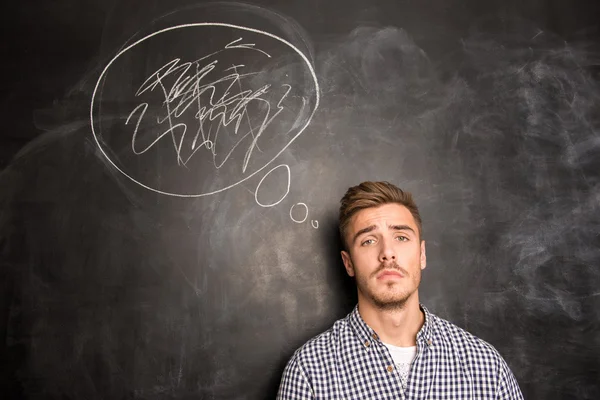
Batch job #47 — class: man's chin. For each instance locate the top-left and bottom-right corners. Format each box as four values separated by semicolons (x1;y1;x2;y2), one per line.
371;295;410;311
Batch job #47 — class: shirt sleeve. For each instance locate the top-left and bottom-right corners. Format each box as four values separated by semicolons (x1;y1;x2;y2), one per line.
277;355;315;400
496;359;524;400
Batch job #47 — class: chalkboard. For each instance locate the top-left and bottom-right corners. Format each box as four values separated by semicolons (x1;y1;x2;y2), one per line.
2;0;600;399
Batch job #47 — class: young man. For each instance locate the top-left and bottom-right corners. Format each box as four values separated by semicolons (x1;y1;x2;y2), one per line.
277;181;523;399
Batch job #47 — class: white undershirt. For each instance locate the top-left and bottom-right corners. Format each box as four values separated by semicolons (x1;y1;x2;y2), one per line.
382;343;417;388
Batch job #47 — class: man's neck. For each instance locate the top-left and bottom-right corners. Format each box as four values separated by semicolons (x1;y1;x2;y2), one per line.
357;296;425;347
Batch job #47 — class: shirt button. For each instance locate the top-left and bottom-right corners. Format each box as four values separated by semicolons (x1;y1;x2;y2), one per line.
427;339;433;346
364;341;370;347
372;333;379;340
386;365;394;372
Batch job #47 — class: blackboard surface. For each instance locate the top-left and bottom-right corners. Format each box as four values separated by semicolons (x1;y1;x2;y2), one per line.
2;0;600;399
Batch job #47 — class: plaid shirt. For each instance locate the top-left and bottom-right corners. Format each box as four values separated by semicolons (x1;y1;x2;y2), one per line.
277;305;523;399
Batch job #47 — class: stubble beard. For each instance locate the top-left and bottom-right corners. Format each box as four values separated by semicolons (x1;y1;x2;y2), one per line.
358;262;421;311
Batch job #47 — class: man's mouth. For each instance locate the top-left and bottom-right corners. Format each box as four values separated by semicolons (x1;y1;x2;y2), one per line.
377;270;404;280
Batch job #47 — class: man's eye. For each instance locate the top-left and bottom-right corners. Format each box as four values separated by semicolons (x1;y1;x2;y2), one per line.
395;235;409;242
361;239;375;246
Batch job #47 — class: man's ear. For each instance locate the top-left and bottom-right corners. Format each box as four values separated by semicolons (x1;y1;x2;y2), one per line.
420;240;427;270
341;250;355;277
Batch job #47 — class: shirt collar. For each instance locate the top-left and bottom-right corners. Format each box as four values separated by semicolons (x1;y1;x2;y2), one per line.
348;303;435;348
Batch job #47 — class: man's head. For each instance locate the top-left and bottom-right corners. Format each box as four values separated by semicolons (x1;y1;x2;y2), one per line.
339;182;426;310
339;181;423;249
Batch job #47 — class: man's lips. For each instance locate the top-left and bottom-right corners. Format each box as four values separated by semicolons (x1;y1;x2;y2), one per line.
377;270;404;279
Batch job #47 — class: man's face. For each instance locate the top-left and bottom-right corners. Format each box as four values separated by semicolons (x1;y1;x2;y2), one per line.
341;203;426;310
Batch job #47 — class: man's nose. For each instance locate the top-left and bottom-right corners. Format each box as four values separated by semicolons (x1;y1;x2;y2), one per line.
379;238;396;262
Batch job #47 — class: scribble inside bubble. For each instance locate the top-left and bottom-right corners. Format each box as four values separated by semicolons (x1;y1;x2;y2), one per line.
91;23;319;197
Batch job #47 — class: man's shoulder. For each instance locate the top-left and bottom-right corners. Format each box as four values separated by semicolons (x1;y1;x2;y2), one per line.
289;314;352;364
430;311;506;363
425;309;523;397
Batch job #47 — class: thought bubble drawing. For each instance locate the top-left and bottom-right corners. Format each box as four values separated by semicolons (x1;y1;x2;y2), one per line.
91;23;319;197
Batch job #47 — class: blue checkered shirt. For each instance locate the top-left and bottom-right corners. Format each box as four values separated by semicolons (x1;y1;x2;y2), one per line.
277;305;523;399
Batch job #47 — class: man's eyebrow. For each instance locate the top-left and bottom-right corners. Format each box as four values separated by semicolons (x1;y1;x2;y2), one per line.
352;225;377;244
352;224;417;245
389;224;416;234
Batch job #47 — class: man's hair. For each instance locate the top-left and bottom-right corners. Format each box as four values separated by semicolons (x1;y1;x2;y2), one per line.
339;181;423;250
